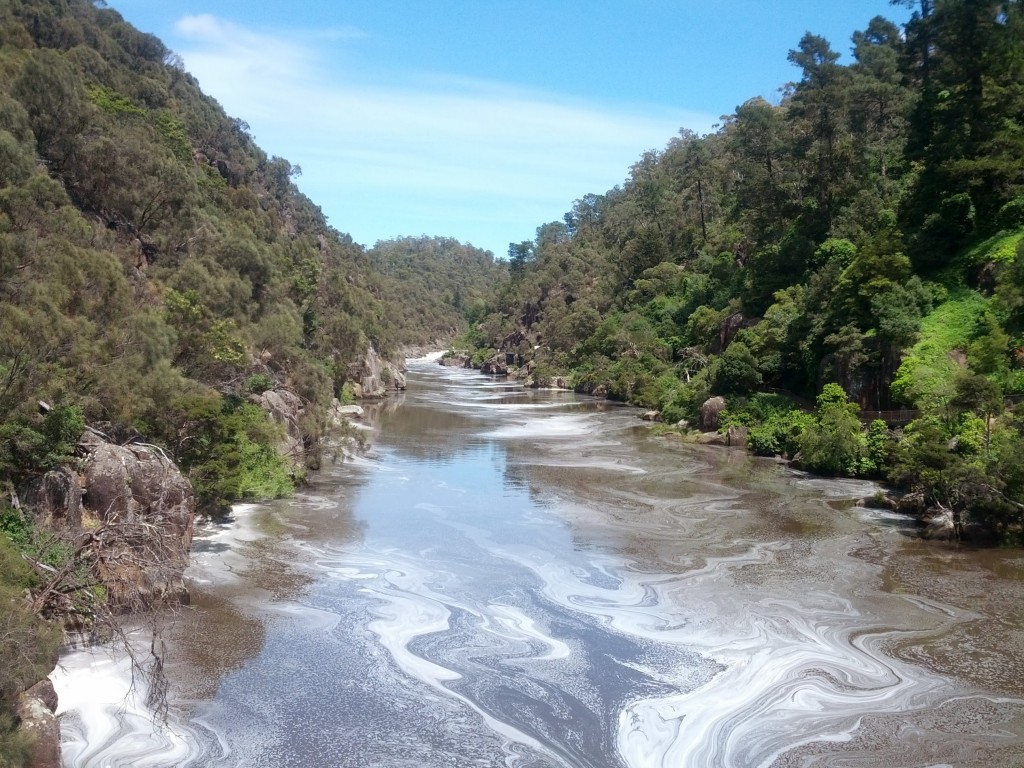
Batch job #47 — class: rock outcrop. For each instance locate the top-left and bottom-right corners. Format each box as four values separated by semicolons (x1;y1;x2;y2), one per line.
16;680;60;768
19;467;82;532
727;425;748;448
700;396;727;431
518;360;571;389
329;401;365;426
439;351;471;368
80;435;195;609
480;354;508;375
696;431;729;446
255;388;307;470
15;433;198;761
348;345;407;399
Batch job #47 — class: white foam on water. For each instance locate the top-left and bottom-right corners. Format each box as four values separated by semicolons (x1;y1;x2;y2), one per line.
53;501;274;768
483;413;597;440
406;351;446;365
52;640;201;768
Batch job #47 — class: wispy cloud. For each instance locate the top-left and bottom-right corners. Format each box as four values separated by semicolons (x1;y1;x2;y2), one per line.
172;15;715;254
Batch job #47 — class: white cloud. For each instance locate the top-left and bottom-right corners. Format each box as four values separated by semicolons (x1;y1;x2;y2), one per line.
172;16;715;255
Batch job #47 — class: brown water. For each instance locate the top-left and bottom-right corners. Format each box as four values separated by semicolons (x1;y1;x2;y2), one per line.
54;359;1024;766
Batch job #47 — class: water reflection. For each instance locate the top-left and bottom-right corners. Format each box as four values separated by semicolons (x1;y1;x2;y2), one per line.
54;358;1024;767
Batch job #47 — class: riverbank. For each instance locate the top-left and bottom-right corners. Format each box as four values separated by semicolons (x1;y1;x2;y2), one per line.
50;503;272;766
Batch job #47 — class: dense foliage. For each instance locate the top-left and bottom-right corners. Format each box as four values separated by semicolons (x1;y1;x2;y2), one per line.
462;0;1024;542
368;236;506;346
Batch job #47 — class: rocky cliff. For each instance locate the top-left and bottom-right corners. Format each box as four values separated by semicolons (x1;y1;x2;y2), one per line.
254;388;308;473
347;345;407;399
80;434;195;610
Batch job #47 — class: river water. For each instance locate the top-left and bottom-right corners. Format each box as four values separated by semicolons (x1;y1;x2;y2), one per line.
53;358;1024;767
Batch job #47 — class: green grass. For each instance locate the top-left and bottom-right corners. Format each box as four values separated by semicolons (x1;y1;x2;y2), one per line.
891;288;988;409
959;228;1024;268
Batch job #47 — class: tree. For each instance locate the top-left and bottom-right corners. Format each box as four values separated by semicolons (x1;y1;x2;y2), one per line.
712;342;762;395
725;97;791;243
798;383;866;475
901;0;1024;252
967;311;1011;377
508;241;534;278
11;49;87;165
850;17;911;183
787;33;853;234
952;372;1003;452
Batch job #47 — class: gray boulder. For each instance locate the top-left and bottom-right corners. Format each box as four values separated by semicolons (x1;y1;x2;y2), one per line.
700;396;727;431
16;680;60;768
255;388;306;467
82;441;195;609
727;425;748;448
439;351;471;368
480;355;508;375
19;467;82;531
349;345;407;398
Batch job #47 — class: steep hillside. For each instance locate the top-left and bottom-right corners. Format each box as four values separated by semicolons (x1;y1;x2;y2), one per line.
459;2;1024;542
0;0;501;506
369;236;507;346
0;0;382;496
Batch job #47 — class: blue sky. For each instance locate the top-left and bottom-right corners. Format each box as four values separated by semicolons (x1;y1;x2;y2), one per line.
109;1;910;257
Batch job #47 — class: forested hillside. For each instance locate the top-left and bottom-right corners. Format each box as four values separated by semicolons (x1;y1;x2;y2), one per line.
369;236;506;346
462;1;1024;542
0;0;501;507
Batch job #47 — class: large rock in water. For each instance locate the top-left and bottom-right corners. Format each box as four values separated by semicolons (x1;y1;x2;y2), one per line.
81;437;195;609
439;351;471;368
480;354;508;375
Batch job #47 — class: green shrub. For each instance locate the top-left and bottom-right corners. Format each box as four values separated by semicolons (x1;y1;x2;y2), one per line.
0;535;61;764
340;381;358;405
0;507;31;556
720;393;810;457
470;348;495;368
86;84;146;117
145;393;293;513
659;368;713;424
951;413;986;455
245;373;274;395
865;419;894;475
797;384;866;475
711;342;762;396
995;197;1024;230
152;110;191;161
0;405;85;479
747;410;813;457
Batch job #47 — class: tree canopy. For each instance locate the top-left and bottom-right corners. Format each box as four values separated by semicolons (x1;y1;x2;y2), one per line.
458;0;1024;542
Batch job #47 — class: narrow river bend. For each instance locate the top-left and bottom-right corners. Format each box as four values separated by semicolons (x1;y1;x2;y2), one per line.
54;358;1024;767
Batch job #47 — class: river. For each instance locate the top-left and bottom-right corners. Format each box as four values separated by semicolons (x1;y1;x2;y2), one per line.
52;357;1024;767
